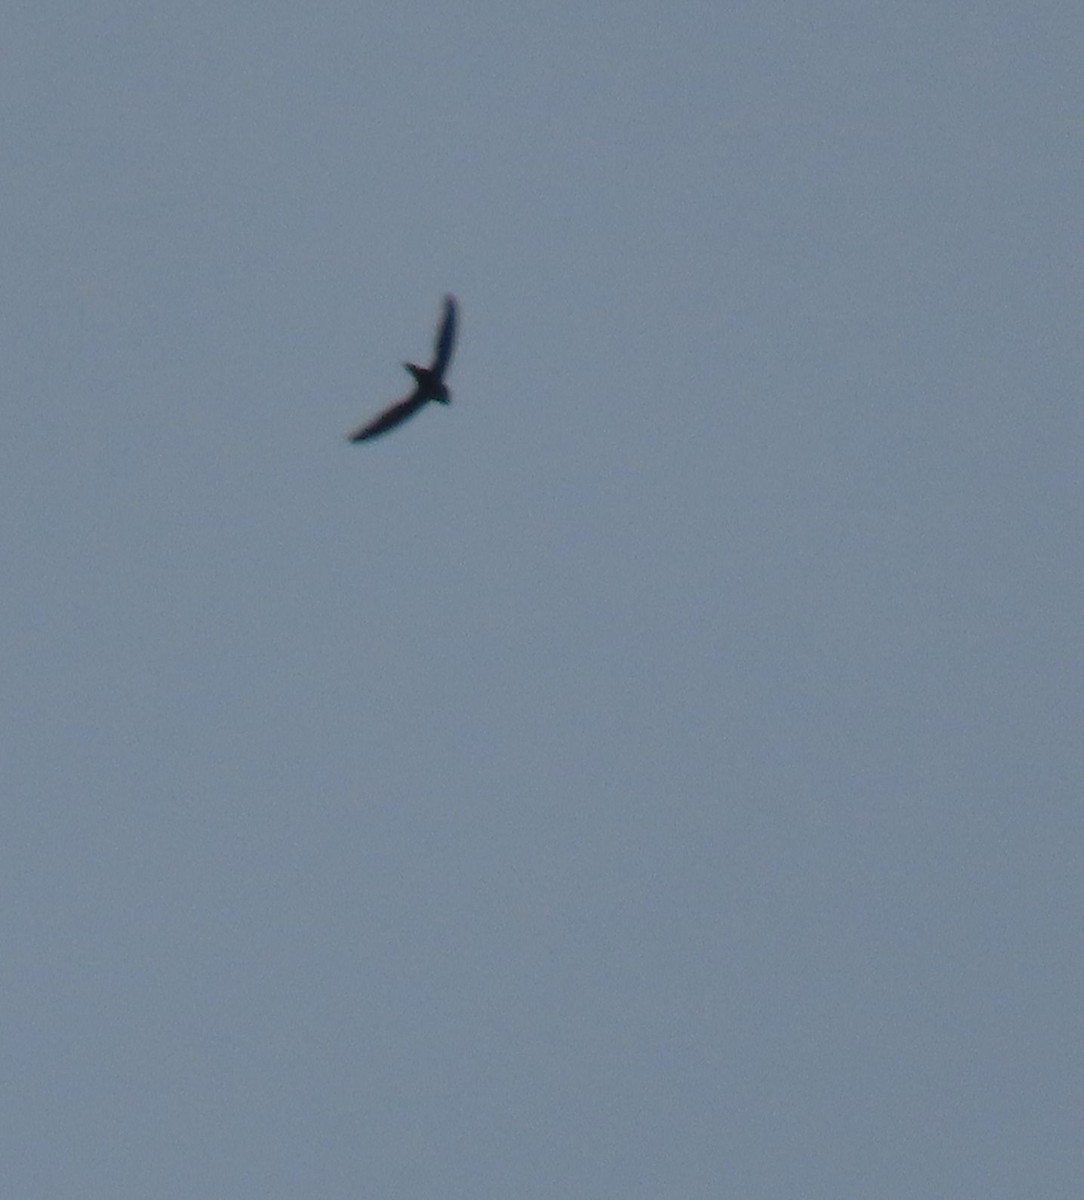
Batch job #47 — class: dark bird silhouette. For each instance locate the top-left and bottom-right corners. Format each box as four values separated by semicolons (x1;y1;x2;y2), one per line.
347;295;458;442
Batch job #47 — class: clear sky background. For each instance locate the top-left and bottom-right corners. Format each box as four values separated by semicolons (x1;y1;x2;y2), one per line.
3;3;1081;1197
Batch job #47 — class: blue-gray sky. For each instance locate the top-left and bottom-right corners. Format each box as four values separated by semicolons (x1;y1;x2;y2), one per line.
3;3;1081;1196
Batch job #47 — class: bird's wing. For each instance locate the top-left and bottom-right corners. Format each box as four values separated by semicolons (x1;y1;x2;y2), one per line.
430;294;457;376
346;391;428;442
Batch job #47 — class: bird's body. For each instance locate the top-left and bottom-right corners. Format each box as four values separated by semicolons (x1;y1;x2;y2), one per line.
347;295;457;442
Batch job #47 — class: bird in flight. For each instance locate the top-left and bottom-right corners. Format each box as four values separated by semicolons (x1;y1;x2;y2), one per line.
347;294;458;443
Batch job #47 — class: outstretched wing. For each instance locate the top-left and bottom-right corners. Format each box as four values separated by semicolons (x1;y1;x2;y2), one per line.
346;391;428;442
429;294;457;377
